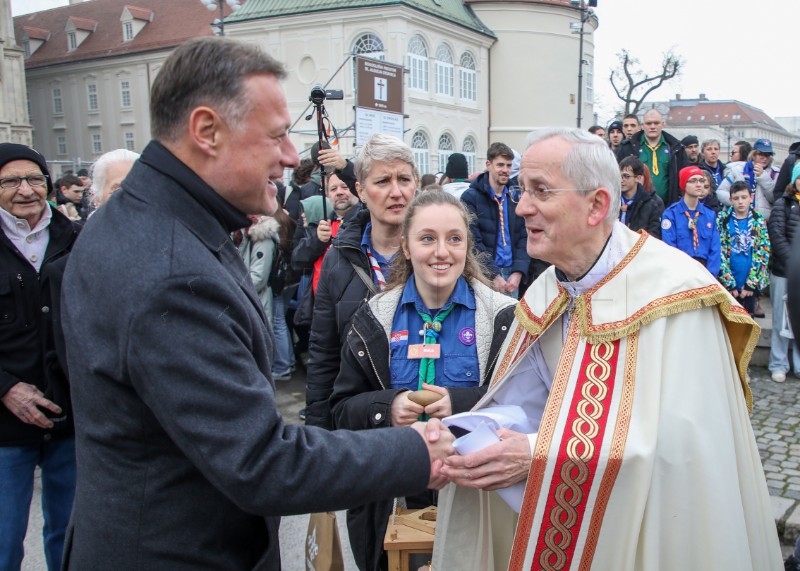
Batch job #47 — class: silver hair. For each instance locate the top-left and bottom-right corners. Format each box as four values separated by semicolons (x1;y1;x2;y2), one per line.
525;127;621;222
90;148;140;201
354;133;419;184
701;138;721;152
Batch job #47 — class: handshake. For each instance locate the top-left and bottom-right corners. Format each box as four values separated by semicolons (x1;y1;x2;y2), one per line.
410;419;532;491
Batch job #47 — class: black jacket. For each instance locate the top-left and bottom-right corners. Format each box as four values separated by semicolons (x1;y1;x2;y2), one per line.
621;184;665;239
61;141;430;571
768;191;800;278
460;172;529;277
329;283;516;571
0;206;79;446
305;208;375;429
616;130;688;206
773;142;800;203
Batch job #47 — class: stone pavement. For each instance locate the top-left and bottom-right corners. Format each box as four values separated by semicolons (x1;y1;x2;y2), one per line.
751;365;800;549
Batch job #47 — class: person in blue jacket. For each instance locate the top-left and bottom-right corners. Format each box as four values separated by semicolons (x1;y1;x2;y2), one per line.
661;165;721;276
330;190;516;570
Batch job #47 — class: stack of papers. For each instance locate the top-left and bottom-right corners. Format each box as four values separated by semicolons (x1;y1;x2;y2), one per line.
442;405;534;512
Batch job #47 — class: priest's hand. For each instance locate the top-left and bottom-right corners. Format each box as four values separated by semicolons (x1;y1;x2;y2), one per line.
441;429;532;491
420;383;451;419
411;419;455;490
391;391;424;426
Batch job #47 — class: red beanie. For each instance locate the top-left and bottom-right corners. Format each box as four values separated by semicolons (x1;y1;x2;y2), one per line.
679;166;704;192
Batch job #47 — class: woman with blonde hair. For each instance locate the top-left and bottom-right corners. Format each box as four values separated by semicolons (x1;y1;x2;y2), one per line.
330;190;516;570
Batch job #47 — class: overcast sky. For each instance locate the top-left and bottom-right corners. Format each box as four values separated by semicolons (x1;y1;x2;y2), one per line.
12;0;798;124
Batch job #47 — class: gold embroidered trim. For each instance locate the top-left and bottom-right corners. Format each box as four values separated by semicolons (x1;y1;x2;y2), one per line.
516;289;570;338
490;326;526;386
578;332;638;571
509;321;581;571
571;286;757;411
538;341;617;571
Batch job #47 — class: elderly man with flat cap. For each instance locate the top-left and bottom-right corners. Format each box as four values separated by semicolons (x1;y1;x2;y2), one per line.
0;143;79;571
431;128;780;570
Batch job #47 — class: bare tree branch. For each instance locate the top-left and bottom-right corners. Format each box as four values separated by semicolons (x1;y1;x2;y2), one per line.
609;49;683;116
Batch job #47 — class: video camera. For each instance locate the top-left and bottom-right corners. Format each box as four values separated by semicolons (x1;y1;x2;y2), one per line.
309;84;344;105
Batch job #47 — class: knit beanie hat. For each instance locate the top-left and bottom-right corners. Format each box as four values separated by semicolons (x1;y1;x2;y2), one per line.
679;166;704;191
791;162;800;186
681;135;699;147
445;153;469;180
0;143;54;196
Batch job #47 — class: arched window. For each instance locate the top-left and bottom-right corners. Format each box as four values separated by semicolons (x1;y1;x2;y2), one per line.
438;133;454;172
407;35;428;92
352;33;385;87
459;51;477;102
435;44;454;97
411;130;430;176
462;136;477;174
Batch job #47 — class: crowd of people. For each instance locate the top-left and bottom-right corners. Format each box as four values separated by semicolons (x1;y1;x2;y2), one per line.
0;35;797;571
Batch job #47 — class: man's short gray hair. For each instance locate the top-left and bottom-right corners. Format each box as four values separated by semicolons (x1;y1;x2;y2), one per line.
701;138;721;152
90;148;140;202
525;128;621;222
150;37;286;142
354;133;419;184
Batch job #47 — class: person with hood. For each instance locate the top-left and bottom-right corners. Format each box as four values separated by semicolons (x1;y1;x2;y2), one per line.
717;138;779;219
238;214;281;323
0;143;80;571
615;109;689;206
460;141;528;298
330;190;516;571
766;163;800;382
440;152;471;199
618;156;664;238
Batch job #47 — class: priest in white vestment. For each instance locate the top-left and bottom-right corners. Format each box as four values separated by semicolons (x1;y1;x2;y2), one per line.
431;128;782;571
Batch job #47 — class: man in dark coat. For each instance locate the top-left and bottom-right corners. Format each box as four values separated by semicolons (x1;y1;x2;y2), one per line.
616;109;688;206
460;142;529;297
0;143;79;571
60;38;452;571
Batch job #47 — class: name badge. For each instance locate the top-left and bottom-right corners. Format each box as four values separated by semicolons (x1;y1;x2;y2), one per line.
408;344;441;359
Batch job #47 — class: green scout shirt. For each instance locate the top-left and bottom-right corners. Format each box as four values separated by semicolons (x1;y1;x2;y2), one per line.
639;135;671;202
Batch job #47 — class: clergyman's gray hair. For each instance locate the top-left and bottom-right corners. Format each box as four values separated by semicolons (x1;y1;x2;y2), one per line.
150;37;286;142
525;128;621;221
90;148;140;201
354;133;419;184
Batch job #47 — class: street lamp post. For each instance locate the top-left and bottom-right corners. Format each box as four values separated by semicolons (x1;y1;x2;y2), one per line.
199;0;242;37
569;0;597;128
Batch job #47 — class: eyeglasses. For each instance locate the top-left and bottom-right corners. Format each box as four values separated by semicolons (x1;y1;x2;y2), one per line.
510;186;595;203
620;173;635;180
0;175;49;189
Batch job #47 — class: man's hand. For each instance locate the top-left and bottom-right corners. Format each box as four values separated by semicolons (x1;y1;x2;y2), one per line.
1;382;60;429
391;391;424;426
317;148;347;172
420;383;451;419
411;419;455;489
492;275;507;293
505;272;522;293
441;429;532;490
316;219;332;243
